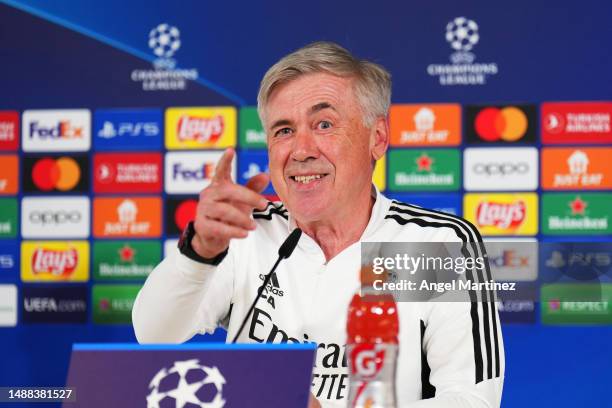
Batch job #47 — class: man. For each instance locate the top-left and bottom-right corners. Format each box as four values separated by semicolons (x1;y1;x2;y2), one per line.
133;42;504;407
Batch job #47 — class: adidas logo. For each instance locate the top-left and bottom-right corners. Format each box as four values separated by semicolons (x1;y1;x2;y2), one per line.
258;272;284;309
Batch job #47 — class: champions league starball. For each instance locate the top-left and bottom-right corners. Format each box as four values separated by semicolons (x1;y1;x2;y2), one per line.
445;17;479;52
148;23;181;58
146;359;226;408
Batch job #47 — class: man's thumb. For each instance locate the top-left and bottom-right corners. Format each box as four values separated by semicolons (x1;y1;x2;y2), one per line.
245;173;270;194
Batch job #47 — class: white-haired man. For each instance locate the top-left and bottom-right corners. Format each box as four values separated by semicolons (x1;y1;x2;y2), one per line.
133;42;504;407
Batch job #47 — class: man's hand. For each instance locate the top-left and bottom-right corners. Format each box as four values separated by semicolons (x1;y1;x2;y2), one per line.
191;148;270;259
308;393;322;408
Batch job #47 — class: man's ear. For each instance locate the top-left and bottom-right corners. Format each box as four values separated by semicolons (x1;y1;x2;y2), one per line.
370;115;389;161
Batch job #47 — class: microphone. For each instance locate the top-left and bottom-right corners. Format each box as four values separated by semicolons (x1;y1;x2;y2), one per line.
231;228;302;343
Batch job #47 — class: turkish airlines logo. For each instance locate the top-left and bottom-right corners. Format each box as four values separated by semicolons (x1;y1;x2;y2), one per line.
21;241;89;282
23;156;88;193
466;105;536;144
22;110;91;152
165;151;229;194
541;102;612;144
542;148;612;190
0;111;19;150
93;197;161;238
464;147;538;191
93;153;162;193
21;197;90;238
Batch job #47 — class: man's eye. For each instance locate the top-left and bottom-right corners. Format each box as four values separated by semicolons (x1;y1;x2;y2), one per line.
318;120;332;130
275;127;293;137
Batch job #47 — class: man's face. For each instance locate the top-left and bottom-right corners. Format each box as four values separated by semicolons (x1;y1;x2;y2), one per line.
264;72;386;223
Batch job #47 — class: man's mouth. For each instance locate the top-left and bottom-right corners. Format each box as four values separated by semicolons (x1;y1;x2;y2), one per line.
289;174;329;184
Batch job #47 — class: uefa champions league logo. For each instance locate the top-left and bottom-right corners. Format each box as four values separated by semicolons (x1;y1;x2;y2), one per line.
146;359;226;408
149;23;181;69
446;17;479;63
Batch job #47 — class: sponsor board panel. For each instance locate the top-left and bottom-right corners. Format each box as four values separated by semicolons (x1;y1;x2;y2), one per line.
463;193;538;236
388;149;460;191
93;152;163;193
93;197;162;238
165;107;236;149
465;105;537;144
386;193;461;215
0;111;19;151
539;241;612;284
239;107;266;148
21;241;89;282
93;241;161;281
541;147;612;190
541;284;612;324
237;150;274;195
373;154;386;192
22;109;91;152
164;151;230;194
92;284;141;324
0;155;18;195
390;104;461;147
0;284;17;326
464;147;538;191
21;285;88;324
484;238;538;281
22;155;89;194
21;196;90;239
0;198;18;238
541;102;612;144
165;197;198;236
541;193;611;235
0;240;18;280
93;108;163;151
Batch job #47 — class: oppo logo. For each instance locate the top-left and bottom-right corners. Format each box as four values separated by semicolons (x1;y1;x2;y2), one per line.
473;162;529;176
29;211;82;225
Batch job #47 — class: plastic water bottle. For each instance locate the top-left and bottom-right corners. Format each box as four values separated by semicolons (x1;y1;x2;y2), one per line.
346;266;399;408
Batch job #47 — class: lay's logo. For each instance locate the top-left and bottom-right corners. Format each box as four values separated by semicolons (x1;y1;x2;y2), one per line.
21;241;89;282
165;107;236;149
464;193;538;236
22;110;91;152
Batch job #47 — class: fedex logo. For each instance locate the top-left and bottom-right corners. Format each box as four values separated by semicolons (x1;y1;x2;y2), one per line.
94;109;162;151
165;151;231;194
22;110;91;152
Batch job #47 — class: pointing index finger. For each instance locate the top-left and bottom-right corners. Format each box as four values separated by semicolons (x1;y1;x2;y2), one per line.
212;148;235;183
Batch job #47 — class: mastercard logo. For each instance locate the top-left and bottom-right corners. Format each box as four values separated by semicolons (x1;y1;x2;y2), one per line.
32;157;81;191
174;200;197;232
474;107;528;142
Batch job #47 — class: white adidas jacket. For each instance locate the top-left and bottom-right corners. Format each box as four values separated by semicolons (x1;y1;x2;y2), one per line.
133;188;504;407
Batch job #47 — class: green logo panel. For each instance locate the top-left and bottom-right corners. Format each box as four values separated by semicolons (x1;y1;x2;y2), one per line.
0;198;17;238
92;285;141;324
541;284;612;324
541;193;611;235
388;149;460;191
93;241;161;281
239;107;267;148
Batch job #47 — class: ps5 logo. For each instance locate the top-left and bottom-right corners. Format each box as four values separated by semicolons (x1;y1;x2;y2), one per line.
98;121;159;139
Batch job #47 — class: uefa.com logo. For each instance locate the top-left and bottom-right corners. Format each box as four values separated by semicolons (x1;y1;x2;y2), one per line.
426;17;499;86
131;23;199;91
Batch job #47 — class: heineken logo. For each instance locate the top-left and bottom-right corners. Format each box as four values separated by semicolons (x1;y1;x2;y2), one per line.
542;193;611;235
388;149;460;191
93;241;161;280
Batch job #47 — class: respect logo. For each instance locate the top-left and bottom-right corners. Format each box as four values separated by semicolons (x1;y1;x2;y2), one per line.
541;147;612;190
93;197;162;238
389;104;461;146
21;241;89;282
22;110;91;152
465;105;537;144
23;155;88;193
464;193;538;235
165;107;236;149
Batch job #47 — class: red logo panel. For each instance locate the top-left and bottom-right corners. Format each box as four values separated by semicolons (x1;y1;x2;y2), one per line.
541;102;612;144
0;111;19;151
93;152;162;193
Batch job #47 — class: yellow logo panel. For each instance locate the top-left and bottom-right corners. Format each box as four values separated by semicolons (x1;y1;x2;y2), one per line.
21;241;89;282
463;193;538;236
373;154;386;191
165;107;237;149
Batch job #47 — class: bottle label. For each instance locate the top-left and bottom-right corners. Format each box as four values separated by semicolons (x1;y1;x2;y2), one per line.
347;343;398;408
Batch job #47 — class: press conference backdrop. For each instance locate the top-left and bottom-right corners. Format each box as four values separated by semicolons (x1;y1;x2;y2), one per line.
0;0;611;406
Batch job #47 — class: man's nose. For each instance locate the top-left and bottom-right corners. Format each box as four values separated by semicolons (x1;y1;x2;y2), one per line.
290;128;319;162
